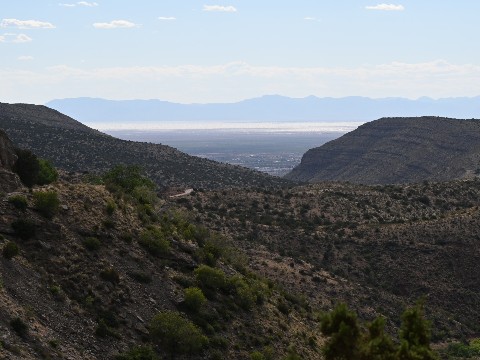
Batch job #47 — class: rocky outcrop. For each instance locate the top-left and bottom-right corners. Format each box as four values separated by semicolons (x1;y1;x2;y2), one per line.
285;117;480;184
0;129;21;193
0;129;17;170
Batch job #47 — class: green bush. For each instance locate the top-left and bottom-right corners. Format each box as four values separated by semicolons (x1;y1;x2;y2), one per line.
446;342;480;358
138;227;170;256
149;311;208;355
194;265;226;291
95;319;120;339
183;287;207;312
250;351;265;360
100;267;120;284
83;237;101;251
34;191;60;218
320;302;437;360
105;199;116;215
132;185;157;205
103;165;155;195
2;241;19;259
197;237;225;266
11;218;36;240
127;271;152;284
36;159;58;185
8;195;28;211
116;346;159;360
13;149;57;187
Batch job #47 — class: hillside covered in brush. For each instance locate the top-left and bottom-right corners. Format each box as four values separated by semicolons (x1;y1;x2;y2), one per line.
0;128;477;359
286;117;480;184
172;179;480;344
0;102;291;190
0;158;317;359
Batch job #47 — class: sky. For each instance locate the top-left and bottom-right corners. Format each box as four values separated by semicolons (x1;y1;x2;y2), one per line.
1;1;480;104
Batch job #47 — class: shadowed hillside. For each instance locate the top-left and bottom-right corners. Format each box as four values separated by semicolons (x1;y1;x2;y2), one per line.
0;103;292;190
286;117;480;184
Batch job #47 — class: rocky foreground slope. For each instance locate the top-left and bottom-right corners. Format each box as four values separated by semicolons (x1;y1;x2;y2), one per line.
286;117;480;184
0;102;291;190
0;165;316;358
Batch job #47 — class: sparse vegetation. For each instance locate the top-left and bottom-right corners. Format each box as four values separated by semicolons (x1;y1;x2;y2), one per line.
138;227;170;256
33;190;60;218
2;241;19;259
116;346;160;360
13;148;57;187
320;302;437;360
11;218;36;240
149;311;208;355
2;118;480;359
36;158;58;185
10;317;28;338
8;195;28;211
83;237;101;251
183;287;207;312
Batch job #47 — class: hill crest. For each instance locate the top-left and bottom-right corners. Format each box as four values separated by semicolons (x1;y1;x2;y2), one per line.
285;116;480;184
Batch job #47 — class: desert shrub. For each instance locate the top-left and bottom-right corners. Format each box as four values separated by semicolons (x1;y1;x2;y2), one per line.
34;191;60;218
197;237;225;267
83;237;101;251
446;342;478;358
132;185;157;205
116;346;159;360
277;301;291;315
103;219;115;229
138;227;170;256
228;276;259;310
149;311;208;355
13;148;40;187
13;149;57;187
95;319;120;338
194;265;226;291
250;351;265;360
128;271;152;284
10;317;28;338
100;267;120;284
283;347;302;360
103;165;155;195
11;218;36;240
36;159;58;185
2;241;19;259
8;195;28;211
105;199;116;215
183;287;207;312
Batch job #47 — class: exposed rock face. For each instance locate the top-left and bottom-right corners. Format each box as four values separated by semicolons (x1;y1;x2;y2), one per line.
0;129;17;170
0;129;21;193
285;117;480;184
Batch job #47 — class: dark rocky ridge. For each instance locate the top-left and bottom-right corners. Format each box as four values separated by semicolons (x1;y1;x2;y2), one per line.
0;128;22;193
285;117;480;184
0;102;292;190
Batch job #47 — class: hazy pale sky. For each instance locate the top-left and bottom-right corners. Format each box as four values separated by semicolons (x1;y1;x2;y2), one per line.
1;1;479;104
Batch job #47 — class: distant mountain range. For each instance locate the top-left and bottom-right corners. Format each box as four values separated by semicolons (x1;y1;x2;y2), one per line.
285;116;480;184
46;95;480;124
